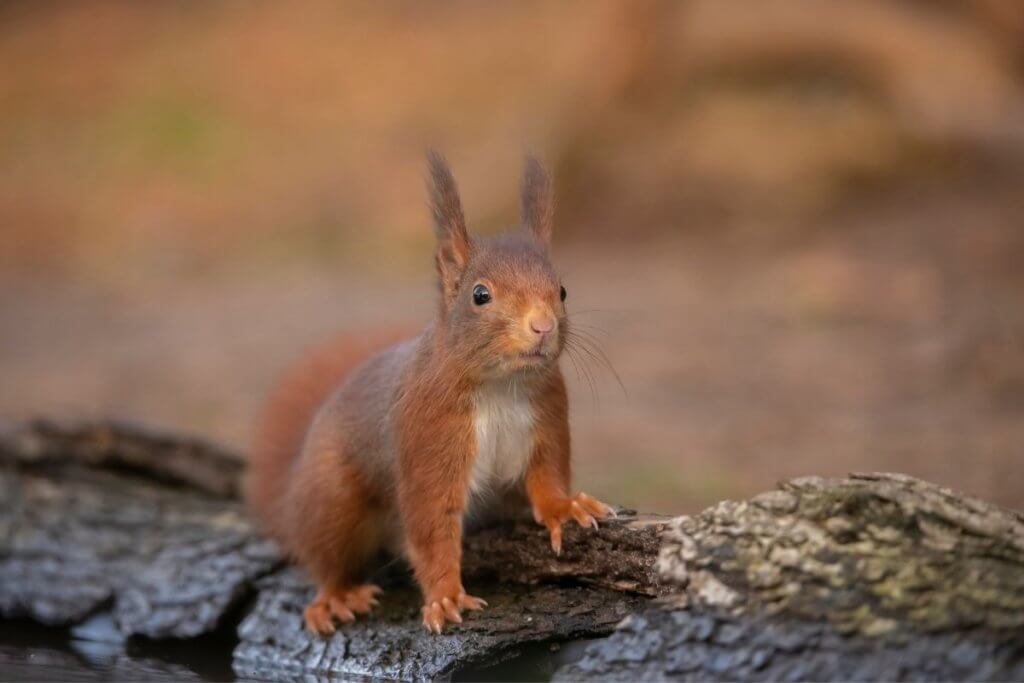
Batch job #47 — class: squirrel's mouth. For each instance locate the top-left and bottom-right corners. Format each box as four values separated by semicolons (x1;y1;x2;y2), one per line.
518;348;551;364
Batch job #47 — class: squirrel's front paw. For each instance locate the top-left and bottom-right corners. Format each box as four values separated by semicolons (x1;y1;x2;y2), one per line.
533;492;615;555
421;591;487;634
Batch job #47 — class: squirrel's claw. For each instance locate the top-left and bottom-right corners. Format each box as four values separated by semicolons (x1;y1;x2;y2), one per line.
304;584;383;635
549;523;563;555
535;491;613;556
441;597;462;623
344;583;382;614
304;601;337;635
422;603;446;634
575;492;615;520
570;500;598;530
326;597;356;623
422;591;487;633
459;593;487;610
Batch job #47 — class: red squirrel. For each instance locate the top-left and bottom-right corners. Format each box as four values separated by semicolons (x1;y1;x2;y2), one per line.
245;152;613;635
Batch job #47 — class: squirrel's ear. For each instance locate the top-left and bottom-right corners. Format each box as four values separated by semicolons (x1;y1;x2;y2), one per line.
521;155;554;246
426;151;472;288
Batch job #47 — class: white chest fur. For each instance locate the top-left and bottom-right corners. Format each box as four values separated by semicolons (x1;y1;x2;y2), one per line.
469;378;535;497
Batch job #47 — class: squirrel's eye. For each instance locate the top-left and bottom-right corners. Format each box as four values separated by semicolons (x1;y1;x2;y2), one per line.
472;284;491;306
560;285;567;302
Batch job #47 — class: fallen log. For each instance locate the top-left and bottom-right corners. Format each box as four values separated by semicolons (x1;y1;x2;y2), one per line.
2;420;1023;681
559;473;1024;681
0;420;662;680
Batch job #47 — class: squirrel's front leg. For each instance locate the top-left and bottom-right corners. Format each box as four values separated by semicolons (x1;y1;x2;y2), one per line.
398;409;486;634
526;375;615;555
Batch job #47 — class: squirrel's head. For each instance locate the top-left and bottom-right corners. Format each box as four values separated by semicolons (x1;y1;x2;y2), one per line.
426;151;567;379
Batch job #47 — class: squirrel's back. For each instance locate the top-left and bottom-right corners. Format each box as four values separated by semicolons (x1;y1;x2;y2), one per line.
245;327;412;538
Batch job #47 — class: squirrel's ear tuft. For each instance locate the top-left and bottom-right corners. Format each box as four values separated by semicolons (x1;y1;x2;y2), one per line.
426;151;472;303
426;150;472;266
521;155;554;246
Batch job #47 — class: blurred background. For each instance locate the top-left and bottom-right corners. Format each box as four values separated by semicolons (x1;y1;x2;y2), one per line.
2;0;1023;514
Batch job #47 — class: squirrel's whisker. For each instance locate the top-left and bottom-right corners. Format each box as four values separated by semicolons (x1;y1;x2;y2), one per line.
564;330;626;397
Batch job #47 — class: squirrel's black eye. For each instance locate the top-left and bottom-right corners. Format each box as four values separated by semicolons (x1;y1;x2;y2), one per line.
560;285;567;302
472;284;491;306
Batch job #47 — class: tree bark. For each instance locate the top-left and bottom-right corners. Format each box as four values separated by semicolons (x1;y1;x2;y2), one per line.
559;473;1024;681
2;420;1023;681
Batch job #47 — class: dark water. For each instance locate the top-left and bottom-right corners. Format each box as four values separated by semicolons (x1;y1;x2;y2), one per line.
454;639;595;682
0;615;236;681
0;616;592;682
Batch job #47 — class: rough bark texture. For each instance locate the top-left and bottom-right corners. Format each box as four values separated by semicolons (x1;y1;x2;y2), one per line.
234;568;642;681
5;419;243;498
554;607;1024;682
0;421;659;680
3;421;1024;681
558;472;1024;681
657;472;1024;634
0;456;278;636
462;513;669;597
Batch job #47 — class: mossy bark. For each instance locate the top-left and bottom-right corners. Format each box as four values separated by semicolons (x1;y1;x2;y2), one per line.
562;472;1024;681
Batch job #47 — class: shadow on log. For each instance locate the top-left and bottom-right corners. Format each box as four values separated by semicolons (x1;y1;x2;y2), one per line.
2;420;1024;681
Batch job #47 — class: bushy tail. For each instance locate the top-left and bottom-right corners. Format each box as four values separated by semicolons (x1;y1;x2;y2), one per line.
244;326;411;539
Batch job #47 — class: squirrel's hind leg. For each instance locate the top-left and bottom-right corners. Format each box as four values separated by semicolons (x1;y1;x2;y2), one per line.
283;444;388;635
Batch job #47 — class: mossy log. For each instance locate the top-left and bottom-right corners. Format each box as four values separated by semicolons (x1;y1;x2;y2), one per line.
560;473;1024;681
2;420;1024;681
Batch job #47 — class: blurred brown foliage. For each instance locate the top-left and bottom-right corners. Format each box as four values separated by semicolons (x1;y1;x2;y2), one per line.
2;1;1023;512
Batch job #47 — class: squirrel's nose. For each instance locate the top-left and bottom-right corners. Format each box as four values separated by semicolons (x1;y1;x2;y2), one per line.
529;315;556;336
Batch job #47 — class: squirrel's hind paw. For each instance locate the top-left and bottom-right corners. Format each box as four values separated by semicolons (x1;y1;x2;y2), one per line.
304;584;383;635
343;583;383;614
304;600;339;635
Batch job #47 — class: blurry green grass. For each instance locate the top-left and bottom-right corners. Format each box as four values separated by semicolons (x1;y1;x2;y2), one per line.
583;458;740;515
96;93;243;181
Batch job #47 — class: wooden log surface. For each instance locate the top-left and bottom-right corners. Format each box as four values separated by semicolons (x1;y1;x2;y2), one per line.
0;421;662;680
2;419;1024;681
560;473;1024;681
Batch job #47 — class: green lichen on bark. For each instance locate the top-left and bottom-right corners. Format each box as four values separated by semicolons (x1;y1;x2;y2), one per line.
658;472;1024;637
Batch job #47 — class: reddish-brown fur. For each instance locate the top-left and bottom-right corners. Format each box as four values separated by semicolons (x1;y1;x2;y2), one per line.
245;326;411;542
245;152;612;635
